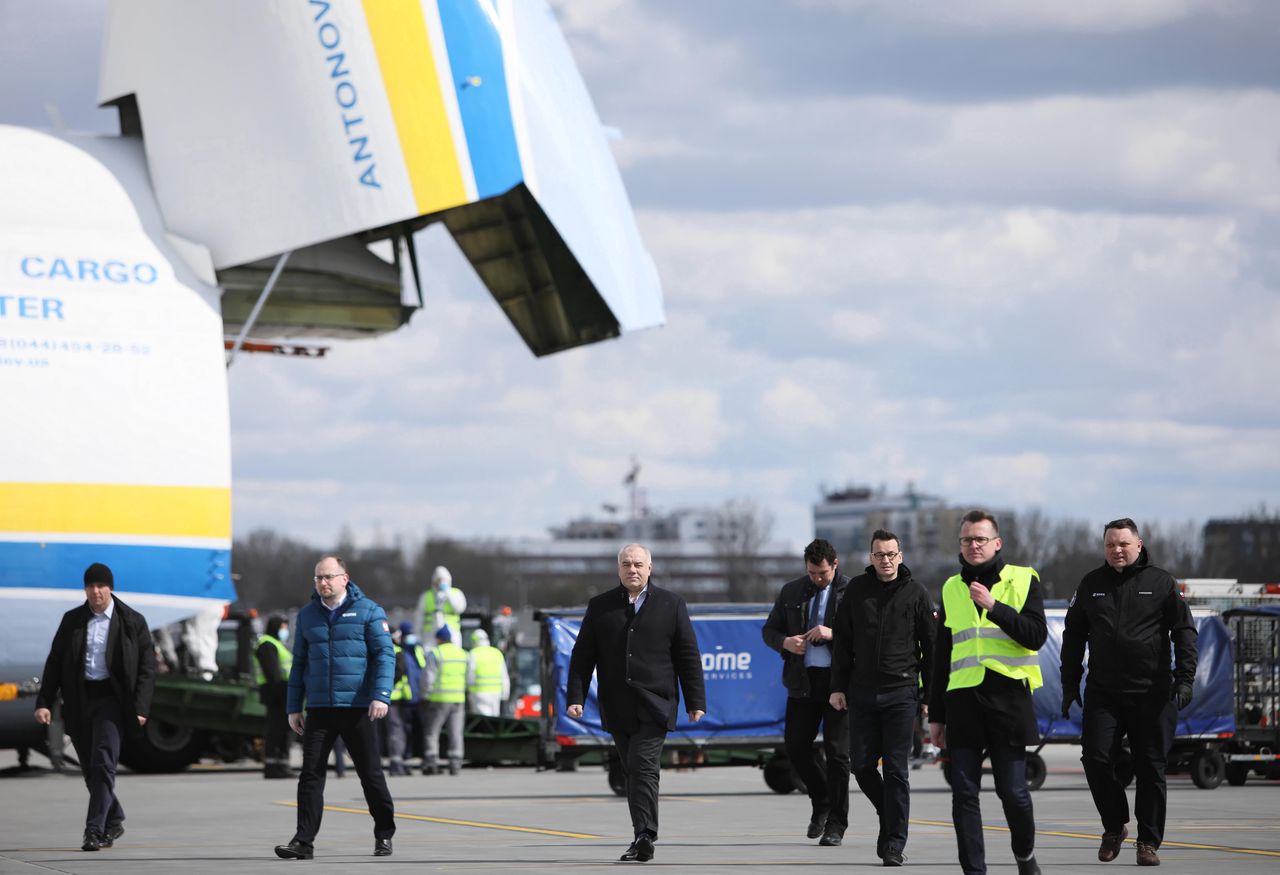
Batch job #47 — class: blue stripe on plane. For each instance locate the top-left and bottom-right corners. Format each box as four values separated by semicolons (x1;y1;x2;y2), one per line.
438;0;523;198
0;541;235;601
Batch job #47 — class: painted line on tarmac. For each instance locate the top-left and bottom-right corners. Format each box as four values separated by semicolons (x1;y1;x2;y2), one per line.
913;819;1280;858
276;802;601;839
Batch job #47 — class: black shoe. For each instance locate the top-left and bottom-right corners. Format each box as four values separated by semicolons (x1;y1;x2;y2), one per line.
819;830;843;847
105;823;125;843
1017;856;1042;875
81;830;102;852
883;849;906;866
274;840;314;860
423;764;439;776
265;765;294;779
806;819;825;839
448;762;460;775
374;838;392;856
619;835;655;862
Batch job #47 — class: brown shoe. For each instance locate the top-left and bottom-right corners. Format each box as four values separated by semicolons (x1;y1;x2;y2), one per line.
1136;842;1160;866
1099;825;1128;862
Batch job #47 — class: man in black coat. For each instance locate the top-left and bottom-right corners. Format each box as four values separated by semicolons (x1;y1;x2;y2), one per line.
761;537;851;846
34;563;156;852
830;528;935;866
567;543;706;863
1061;518;1197;868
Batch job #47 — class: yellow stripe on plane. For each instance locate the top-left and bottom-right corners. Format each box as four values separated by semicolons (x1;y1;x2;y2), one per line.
363;0;468;215
0;483;231;539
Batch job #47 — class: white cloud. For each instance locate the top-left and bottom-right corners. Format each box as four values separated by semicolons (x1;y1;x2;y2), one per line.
828;309;887;344
796;0;1248;33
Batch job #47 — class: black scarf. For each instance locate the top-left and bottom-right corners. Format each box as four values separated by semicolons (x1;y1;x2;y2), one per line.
958;551;1006;586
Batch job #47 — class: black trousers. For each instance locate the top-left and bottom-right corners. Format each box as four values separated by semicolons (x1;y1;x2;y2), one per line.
611;717;668;841
294;708;396;844
261;683;291;768
849;685;918;855
70;682;126;834
784;667;850;831
949;744;1035;875
1081;687;1177;846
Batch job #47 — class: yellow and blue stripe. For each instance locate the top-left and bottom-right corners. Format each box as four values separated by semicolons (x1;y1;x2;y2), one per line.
0;482;234;600
363;0;522;214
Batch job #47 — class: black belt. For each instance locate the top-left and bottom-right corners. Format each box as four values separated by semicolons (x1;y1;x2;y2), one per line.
84;678;114;696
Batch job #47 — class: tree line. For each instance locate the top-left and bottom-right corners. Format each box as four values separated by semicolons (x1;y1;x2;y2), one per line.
230;505;1277;611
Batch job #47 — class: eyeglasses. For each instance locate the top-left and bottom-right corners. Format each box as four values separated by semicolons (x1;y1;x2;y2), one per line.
959;536;993;547
871;551;901;561
313;573;346;583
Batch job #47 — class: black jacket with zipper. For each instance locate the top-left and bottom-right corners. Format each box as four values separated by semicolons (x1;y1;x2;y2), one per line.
1061;547;1197;697
830;565;935;699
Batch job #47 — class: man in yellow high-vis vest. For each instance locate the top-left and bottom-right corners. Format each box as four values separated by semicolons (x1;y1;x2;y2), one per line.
422;625;467;775
255;615;293;779
928;510;1047;875
417;566;466;646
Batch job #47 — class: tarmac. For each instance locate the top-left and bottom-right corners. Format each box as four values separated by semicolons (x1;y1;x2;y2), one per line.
0;745;1277;874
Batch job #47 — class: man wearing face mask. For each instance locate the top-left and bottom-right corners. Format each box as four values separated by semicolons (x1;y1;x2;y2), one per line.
1061;518;1197;868
417;565;466;646
256;615;294;779
930;510;1046;875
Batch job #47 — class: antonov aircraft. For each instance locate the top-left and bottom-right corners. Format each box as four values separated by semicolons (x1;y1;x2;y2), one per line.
0;1;662;752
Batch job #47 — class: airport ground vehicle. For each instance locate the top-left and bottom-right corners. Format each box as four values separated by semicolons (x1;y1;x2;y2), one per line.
537;604;812;795
119;612;265;772
1220;606;1280;785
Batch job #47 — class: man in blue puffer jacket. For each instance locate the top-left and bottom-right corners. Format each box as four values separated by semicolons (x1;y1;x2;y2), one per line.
274;554;397;860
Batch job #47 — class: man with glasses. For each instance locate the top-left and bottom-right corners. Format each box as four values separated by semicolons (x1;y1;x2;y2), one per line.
929;511;1046;875
762;538;851;847
830;529;935;866
1061;519;1197;867
275;555;397;860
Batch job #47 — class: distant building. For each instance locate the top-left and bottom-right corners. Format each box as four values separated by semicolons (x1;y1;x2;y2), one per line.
490;506;796;604
1203;517;1280;581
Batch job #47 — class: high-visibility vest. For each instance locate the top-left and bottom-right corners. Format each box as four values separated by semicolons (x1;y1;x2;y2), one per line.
254;634;292;686
391;644;410;702
419;589;462;642
467;645;506;696
942;565;1043;693
403;643;427;700
428;642;468;704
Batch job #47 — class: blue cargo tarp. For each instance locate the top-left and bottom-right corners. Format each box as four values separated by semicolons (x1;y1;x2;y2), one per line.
545;608;786;742
544;605;1235;744
1038;610;1235;739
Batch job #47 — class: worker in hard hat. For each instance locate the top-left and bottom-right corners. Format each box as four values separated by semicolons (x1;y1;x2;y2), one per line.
422;626;467;775
466;629;510;717
417;566;465;645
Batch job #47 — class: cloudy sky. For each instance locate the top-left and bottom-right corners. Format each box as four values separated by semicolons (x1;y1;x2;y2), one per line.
4;1;1279;552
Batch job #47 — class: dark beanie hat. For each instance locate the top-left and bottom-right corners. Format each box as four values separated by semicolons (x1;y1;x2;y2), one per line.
84;563;114;589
